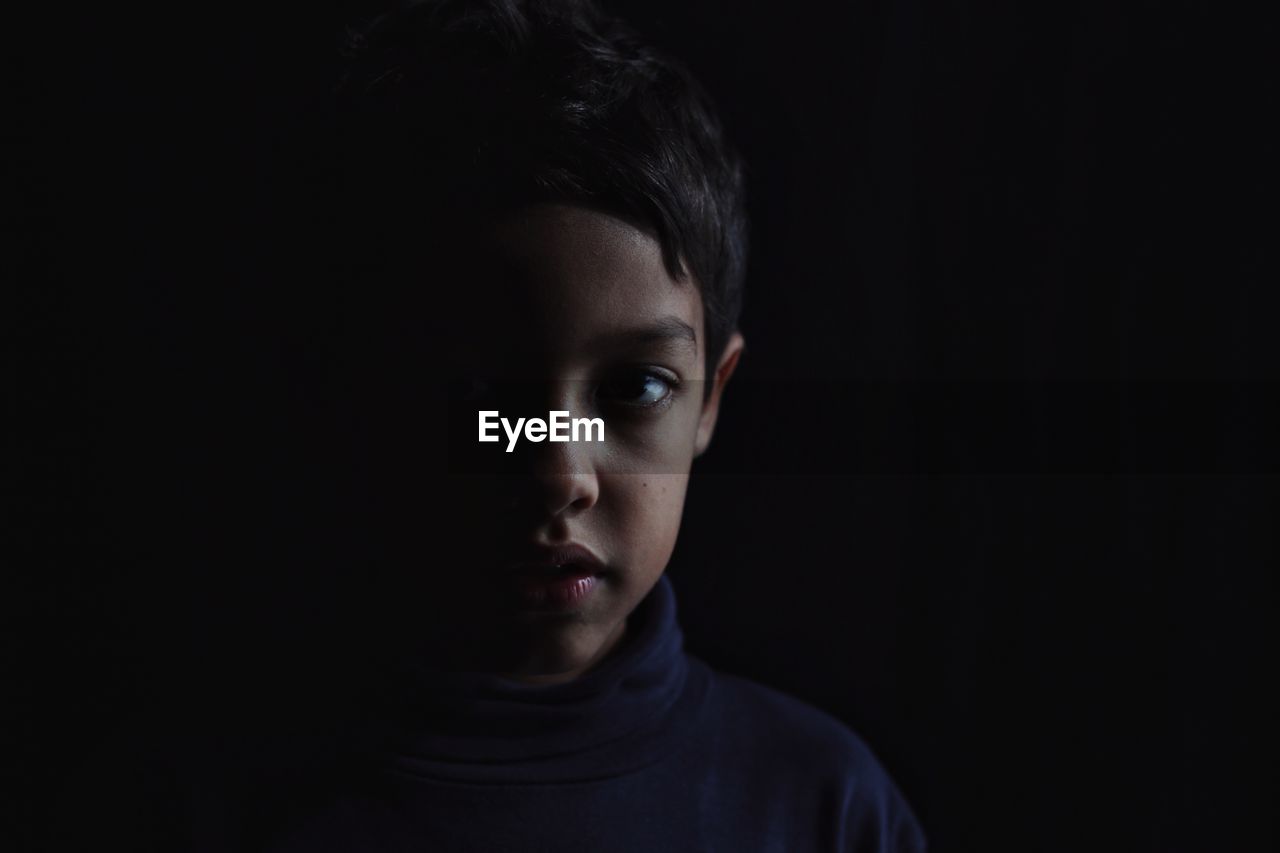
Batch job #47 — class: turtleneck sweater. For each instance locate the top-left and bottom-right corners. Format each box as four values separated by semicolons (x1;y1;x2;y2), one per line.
263;574;927;852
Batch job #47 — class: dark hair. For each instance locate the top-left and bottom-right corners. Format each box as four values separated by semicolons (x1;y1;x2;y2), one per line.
336;0;748;379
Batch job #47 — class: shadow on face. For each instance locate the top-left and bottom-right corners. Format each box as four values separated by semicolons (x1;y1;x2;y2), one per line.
345;203;725;680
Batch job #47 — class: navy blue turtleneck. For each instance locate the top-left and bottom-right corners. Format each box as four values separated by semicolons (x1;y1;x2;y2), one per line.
261;574;927;852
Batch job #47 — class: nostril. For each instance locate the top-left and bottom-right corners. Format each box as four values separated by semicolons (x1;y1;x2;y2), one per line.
501;471;598;519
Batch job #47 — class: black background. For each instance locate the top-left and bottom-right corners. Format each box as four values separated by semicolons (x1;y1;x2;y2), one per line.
12;1;1275;851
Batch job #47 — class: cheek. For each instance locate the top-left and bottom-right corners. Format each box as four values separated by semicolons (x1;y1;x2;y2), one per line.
603;474;690;574
601;400;703;474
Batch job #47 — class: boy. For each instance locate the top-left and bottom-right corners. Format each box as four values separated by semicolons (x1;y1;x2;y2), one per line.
258;1;928;850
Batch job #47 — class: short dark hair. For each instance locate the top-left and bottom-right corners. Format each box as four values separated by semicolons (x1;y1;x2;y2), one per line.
336;0;749;379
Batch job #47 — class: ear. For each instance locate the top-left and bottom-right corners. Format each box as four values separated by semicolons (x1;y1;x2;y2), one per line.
694;331;745;458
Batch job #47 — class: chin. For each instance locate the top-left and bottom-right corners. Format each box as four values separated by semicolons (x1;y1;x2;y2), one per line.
497;621;601;676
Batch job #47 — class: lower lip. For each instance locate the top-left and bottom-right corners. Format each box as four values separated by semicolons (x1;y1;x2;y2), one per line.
508;570;600;610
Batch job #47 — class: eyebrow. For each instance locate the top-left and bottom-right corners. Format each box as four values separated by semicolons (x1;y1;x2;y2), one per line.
594;316;698;354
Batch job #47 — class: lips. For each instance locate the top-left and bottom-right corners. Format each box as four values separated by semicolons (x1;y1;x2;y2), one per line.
504;543;605;577
503;543;605;609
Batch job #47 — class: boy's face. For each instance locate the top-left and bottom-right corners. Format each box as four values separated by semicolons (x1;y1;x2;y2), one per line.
399;203;742;684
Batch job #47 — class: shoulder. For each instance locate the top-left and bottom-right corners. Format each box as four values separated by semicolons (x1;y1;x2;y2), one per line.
694;660;928;852
703;664;888;781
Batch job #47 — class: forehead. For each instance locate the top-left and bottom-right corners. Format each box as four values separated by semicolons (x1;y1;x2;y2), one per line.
447;204;704;371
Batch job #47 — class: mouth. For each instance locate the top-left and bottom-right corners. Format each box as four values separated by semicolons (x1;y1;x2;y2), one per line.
502;543;605;610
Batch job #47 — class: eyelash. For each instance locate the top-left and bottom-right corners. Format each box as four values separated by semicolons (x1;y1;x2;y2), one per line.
595;368;681;410
454;370;681;411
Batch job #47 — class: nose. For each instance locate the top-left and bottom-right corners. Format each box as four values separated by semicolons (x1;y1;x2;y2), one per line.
514;382;601;518
521;436;600;518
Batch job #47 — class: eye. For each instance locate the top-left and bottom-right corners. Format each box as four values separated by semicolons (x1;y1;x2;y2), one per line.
597;368;679;409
